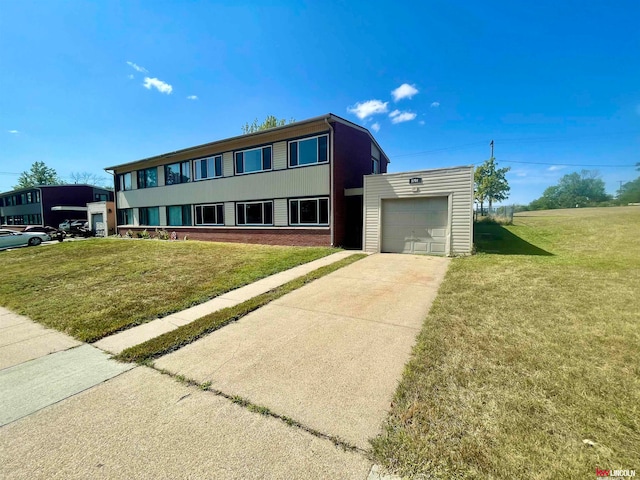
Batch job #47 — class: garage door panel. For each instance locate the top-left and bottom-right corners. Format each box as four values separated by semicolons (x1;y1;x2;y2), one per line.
381;197;448;255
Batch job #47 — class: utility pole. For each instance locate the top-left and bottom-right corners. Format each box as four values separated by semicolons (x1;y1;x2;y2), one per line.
490;140;494;158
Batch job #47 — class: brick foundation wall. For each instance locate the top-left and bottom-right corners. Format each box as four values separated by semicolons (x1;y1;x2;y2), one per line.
118;227;331;247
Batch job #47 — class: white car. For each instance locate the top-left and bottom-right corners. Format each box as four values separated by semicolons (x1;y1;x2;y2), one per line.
0;229;51;250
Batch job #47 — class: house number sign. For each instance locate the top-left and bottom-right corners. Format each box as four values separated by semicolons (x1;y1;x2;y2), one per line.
409;177;423;184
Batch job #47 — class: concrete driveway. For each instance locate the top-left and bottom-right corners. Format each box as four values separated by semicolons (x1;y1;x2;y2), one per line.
156;253;450;450
1;253;450;479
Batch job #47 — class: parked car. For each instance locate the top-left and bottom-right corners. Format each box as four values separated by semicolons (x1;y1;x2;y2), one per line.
24;225;65;242
58;219;87;232
0;229;50;250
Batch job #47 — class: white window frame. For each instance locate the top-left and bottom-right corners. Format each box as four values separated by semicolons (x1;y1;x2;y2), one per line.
236;201;273;226
234;146;272;175
193;155;223;181
195;203;225;226
289;197;330;226
288;134;329;168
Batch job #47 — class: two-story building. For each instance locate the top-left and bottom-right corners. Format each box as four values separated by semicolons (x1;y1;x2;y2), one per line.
0;185;114;228
105;114;389;248
105;113;474;254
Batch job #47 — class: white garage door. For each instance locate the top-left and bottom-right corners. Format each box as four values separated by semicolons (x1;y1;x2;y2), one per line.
381;197;449;254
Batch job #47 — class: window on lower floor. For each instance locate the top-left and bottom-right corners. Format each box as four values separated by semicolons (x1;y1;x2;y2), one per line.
118;208;133;225
194;156;223;181
289;198;329;225
165;162;191;185
195;204;224;225
167;205;192;226
235;146;272;174
236;201;273;226
137;167;158;189
139;207;160;225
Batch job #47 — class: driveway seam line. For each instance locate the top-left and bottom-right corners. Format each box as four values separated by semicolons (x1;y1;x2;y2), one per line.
150;363;370;457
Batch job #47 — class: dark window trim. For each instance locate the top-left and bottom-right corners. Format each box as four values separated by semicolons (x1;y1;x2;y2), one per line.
288;197;330;226
195;203;225;226
288;133;330;169
233;145;273;176
235;200;274;226
164;161;191;186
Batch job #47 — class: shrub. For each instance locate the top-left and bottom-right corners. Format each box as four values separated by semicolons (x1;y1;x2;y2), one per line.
155;228;170;240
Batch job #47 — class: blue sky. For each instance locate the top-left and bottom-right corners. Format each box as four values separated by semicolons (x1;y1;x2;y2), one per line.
1;0;638;204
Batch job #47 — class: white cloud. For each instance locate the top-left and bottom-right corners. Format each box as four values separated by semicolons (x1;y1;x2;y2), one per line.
347;99;388;119
430;101;440;108
186;95;198;100
548;165;566;172
127;61;148;73
371;122;380;133
8;130;19;134
143;77;173;94
391;83;419;102
389;110;417;124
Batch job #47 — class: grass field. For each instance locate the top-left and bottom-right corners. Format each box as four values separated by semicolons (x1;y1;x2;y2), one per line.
0;239;335;342
372;206;640;479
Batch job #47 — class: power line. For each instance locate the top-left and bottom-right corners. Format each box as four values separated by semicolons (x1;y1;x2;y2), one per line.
478;158;635;168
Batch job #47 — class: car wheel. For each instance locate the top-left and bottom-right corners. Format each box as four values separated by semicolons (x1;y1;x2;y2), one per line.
28;237;42;246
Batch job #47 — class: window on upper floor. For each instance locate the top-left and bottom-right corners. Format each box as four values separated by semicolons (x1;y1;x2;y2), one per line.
165;161;191;185
289;134;328;167
167;205;192;226
289;198;329;226
195;204;224;225
137;167;158;189
194;156;223;181
139;207;160;225
236;201;273;226
372;157;380;174
117;172;133;191
235;146;272;175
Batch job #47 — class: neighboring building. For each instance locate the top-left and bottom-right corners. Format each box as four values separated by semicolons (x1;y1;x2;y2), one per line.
87;201;116;237
363;167;474;256
105;113;474;254
105;114;389;248
0;185;114;228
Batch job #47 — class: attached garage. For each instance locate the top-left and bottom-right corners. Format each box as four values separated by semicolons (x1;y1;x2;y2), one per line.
363;166;474;256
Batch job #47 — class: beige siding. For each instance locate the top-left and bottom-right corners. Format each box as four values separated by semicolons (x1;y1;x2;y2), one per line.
157;165;166;186
224;202;235;226
274;198;288;226
363;166;473;255
223;152;234;178
273;141;287;170
118;165;329;209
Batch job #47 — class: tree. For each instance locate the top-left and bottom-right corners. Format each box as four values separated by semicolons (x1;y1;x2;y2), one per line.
618;177;640;204
528;170;611;210
14;161;63;189
475;157;511;214
241;115;294;134
69;171;108;187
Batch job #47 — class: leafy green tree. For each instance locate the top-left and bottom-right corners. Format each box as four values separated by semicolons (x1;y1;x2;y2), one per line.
529;170;611;210
618;177;640;204
475;157;511;214
14;161;63;189
241;115;294;134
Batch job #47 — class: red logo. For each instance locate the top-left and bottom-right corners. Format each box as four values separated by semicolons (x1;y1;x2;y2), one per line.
596;468;610;477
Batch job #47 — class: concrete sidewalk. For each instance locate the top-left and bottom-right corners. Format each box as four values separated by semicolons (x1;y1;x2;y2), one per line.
155;253;450;449
94;250;360;354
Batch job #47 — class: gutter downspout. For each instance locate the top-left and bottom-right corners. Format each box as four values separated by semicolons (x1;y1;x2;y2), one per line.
325;118;335;247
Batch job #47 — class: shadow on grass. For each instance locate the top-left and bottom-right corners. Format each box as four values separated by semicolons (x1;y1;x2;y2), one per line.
474;223;553;256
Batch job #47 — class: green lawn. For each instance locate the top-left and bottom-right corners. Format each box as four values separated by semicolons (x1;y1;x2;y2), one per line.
0;239;335;342
372;206;640;479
